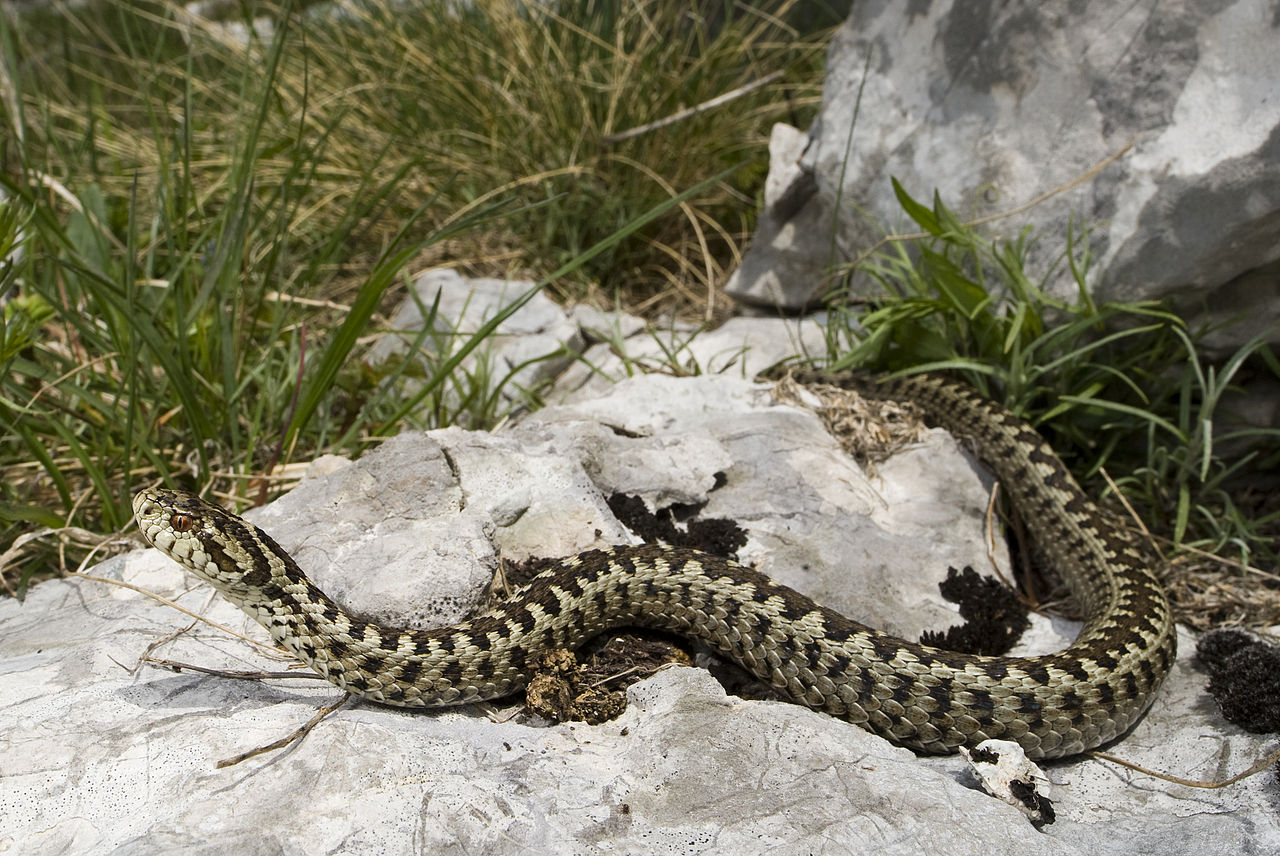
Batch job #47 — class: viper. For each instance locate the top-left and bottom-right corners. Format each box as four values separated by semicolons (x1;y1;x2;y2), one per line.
131;371;1176;760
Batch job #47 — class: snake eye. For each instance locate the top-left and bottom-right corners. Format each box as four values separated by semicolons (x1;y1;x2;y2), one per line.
170;513;197;533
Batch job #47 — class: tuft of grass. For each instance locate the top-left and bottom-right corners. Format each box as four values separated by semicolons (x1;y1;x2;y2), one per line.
0;19;507;591
825;182;1280;571
1;0;802;591
7;0;832;312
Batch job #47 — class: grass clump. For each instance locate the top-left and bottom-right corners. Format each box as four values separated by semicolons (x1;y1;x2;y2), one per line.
7;0;832;311
0;0;833;591
825;181;1280;575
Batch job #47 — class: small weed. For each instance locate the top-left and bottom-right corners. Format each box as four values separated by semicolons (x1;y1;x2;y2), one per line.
826;182;1280;570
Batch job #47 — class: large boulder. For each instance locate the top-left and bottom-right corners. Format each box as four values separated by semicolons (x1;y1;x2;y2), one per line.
728;0;1280;356
3;369;1276;854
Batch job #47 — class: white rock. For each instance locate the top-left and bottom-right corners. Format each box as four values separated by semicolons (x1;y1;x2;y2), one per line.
728;2;1280;359
550;314;829;402
2;373;1276;854
961;739;1054;825
366;269;583;422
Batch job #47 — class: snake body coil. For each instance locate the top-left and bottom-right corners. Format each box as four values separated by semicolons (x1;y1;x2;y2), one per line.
132;372;1175;759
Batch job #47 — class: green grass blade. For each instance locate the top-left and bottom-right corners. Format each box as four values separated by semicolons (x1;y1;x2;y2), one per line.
891;177;941;236
1055;394;1186;442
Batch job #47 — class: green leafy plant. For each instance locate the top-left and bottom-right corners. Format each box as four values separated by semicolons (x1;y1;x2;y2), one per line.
827;181;1280;568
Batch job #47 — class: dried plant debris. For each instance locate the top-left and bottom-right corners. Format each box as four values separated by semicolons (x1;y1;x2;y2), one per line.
524;634;692;724
1196;628;1280;734
505;491;739;727
770;375;930;465
920;566;1031;656
1165;557;1280;633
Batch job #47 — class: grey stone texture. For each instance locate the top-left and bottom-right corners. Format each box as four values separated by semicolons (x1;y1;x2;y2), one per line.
727;0;1280;357
3;370;1276;855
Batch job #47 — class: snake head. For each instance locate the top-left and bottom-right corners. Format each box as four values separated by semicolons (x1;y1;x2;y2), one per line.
132;488;256;590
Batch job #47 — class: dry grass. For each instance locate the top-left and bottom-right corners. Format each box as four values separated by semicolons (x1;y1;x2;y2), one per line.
0;0;836;589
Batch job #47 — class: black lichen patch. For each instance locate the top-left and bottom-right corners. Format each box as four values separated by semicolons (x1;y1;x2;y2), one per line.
919;566;1030;656
1009;778;1056;828
684;517;749;559
969;746;999;764
1197;628;1280;734
606;493;747;559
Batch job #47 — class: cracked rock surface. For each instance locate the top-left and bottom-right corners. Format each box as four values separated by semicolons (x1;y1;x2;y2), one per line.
2;374;1276;855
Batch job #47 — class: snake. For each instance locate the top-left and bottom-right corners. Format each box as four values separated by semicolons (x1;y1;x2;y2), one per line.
131;371;1176;760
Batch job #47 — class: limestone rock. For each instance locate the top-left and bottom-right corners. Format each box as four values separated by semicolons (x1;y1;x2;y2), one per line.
729;1;1280;356
2;374;1275;854
366;269;583;422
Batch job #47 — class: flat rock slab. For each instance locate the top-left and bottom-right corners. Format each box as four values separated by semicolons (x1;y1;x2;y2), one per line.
1;375;1275;854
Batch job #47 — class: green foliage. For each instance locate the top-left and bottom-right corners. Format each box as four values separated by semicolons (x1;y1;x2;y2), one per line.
828;182;1280;567
6;0;829;306
0;0;777;590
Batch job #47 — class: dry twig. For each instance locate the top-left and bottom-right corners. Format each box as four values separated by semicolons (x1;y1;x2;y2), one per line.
601;72;784;144
1089;744;1280;790
217;695;355;769
141;656;326;684
75;570;279;654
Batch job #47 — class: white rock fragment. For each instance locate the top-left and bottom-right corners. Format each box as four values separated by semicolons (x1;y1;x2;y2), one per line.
961;739;1056;827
